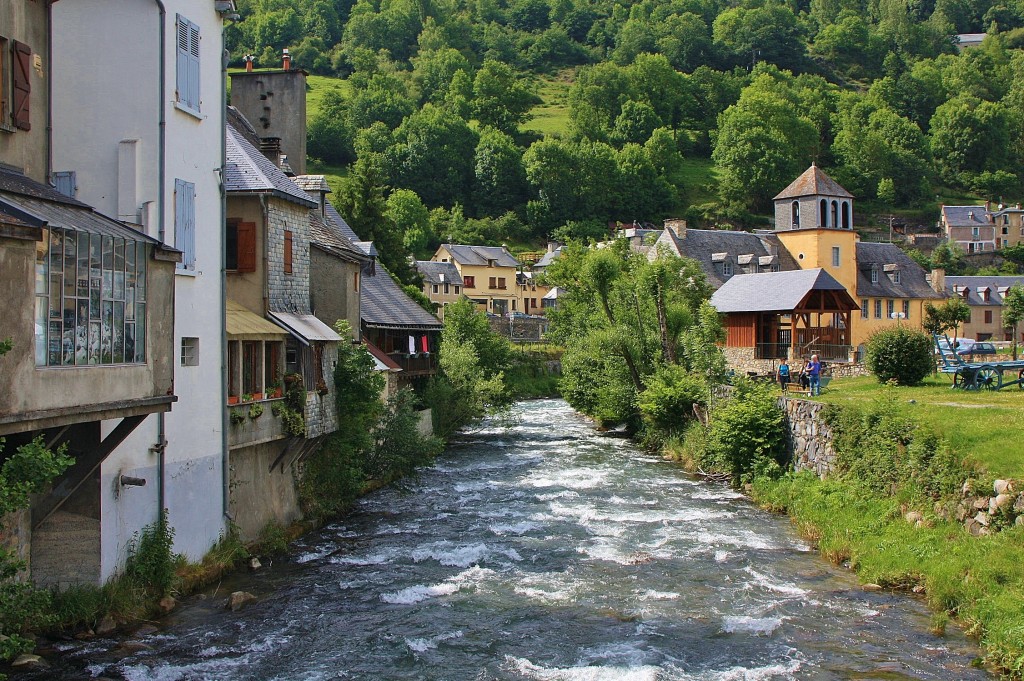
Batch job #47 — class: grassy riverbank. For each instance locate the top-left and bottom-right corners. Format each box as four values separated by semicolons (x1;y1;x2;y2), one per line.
748;376;1024;677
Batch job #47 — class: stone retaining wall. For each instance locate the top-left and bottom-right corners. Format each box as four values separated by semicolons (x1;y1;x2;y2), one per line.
779;396;837;479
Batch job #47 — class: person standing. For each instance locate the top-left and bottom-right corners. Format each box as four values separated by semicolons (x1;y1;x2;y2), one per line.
806;354;822;396
777;360;791;390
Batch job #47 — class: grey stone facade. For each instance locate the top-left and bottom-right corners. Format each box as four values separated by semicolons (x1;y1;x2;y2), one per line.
779;396;838;479
305;343;339;438
267;200;313;314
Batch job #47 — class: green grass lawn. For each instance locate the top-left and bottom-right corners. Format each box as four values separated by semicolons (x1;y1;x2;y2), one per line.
525;69;575;138
305;160;348;198
672;156;720;206
810;375;1024;479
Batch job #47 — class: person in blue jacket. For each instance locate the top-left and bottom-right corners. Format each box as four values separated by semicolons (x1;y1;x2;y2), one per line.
777;360;791;390
805;354;822;396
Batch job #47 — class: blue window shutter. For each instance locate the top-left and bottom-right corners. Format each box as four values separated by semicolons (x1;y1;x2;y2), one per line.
175;179;196;270
188;20;201;112
53;171;76;198
175;16;200;111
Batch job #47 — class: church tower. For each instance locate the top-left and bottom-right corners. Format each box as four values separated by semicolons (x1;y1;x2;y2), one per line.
773;164;854;231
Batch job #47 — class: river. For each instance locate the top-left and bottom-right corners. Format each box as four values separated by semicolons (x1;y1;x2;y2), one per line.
30;399;986;680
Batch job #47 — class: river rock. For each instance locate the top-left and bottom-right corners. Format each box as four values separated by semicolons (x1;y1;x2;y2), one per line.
994;479;1014;496
955;502;970;522
134;624;159;638
11;653;46;668
1017;515;1024;527
1015;494;1024;513
249;557;262;571
975;511;990;526
972;496;990;510
965;519;982;536
227;591;257;611
95;615;117;635
116;641;152;656
159;596;177;614
862;583;883;592
904;511;923;524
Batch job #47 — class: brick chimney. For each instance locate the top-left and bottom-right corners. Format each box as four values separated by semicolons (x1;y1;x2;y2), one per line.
929;268;946;294
664;218;687;240
282;48;291;70
244;54;254;72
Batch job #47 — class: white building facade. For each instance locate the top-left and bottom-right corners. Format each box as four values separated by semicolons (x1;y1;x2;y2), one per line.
51;0;232;580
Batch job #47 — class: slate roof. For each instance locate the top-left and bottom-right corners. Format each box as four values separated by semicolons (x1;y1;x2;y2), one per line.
945;276;1024;306
361;269;443;330
309;212;367;264
855;243;940;299
710;269;853;313
441;244;519;267
534;246;564;269
415;260;463;286
649;227;798;289
773;165;854;200
324;202;377;257
293;175;330;194
941;205;992;227
225;119;316;208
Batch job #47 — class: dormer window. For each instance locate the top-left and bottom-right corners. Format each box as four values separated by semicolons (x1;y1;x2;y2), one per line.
488;259;496;268
893;270;900;284
870;266;878;284
981;288;991;302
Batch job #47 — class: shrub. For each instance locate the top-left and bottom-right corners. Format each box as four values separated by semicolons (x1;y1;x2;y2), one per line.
864;326;934;385
638;364;706;437
124;512;177;597
707;382;788;485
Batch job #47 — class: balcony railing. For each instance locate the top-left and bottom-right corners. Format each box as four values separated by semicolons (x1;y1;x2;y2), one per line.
227;397;286;449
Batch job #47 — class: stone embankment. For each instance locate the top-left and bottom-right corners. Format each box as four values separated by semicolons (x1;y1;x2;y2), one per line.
779;394;1021;537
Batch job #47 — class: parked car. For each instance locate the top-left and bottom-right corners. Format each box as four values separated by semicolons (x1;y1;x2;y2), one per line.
966;341;997;357
936;337;996;357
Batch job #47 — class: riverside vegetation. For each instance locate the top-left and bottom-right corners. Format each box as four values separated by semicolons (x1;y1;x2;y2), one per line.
545;245;1024;677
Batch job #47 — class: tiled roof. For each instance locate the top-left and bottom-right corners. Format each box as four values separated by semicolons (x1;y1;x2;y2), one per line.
441;244;519;267
710;269;852;313
415;260;464;286
225;122;316;208
534;246;564;268
650;227;798;288
293;175;331;194
855;243;940;299
773;165;854;200
945;276;1024;306
361;269;443;330
941;205;992;227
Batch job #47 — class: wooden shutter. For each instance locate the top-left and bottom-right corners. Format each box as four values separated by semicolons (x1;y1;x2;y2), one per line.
175;15;200;111
12;41;31;131
174;179;196;270
284;230;293;274
236;222;256;273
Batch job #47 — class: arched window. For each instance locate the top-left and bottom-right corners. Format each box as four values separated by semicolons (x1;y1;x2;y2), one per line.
791;201;800;228
820;199;828;228
841;201;850;229
831;200;839;228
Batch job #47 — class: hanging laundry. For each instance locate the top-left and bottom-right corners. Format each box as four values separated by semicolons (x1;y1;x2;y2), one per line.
421;335;429;353
409;335;416;354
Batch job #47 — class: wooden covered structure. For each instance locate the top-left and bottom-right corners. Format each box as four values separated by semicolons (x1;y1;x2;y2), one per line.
710;269;859;361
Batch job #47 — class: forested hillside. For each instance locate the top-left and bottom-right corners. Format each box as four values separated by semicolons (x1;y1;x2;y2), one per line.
228;0;1024;277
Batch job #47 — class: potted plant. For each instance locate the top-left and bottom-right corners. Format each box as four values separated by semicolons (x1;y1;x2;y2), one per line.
248;403;264;419
269;381;283;399
252;392;264;401
241;393;254;404
227;395;240;405
229;408;245;425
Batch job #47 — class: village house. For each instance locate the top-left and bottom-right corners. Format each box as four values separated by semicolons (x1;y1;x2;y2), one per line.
990;204;1024;250
944;275;1024;342
0;1;231;587
430;244;520;315
414;260;464;319
940;205;998;253
223;106;344;540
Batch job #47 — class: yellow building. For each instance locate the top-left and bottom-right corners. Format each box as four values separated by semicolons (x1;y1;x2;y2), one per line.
430;244;521;314
992;205;1024;249
773;165;943;350
414;260;464;319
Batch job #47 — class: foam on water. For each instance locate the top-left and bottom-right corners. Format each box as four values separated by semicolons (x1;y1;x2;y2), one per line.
405;630;464;653
721;616;784;635
380;566;495;604
742;569;809;597
505;656;665;681
411;541;491;567
490;520;544;535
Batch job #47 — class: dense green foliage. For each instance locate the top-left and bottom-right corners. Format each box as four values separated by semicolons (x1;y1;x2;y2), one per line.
300;321;442;519
545;241;722;431
124;513;177;598
427;300;514;438
864;326;936;385
707;382;788;484
229;0;1024;282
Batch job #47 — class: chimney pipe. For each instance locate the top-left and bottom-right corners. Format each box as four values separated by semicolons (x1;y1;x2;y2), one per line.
244;55;254;72
929;268;946;294
664;218;687;240
259;137;282;167
282;48;291;70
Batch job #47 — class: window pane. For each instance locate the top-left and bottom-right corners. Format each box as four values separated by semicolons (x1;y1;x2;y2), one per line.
124;322;135;363
62;296;76;365
35;239;48;295
135;303;146;362
102;300;113;363
113;301;125;363
64;231;77;298
136;244;147;302
48;320;62;366
89;321;100;364
75;299;88;365
77;234;89;298
35;296;46;366
114;239;125;300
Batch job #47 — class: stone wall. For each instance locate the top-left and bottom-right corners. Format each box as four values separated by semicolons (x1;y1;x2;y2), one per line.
267;200;312;314
722;347;779;376
305;343;339;438
779;396;838;479
228;440;302;542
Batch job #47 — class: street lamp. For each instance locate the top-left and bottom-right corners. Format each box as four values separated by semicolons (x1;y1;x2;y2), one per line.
890;311;906;326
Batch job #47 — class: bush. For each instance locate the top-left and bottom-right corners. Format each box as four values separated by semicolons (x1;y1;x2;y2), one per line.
707;382;788;485
638;364;706;436
865;326;934;385
124;512;177;597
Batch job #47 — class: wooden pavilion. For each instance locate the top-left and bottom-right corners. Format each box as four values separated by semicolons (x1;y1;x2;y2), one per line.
709;269;859;361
